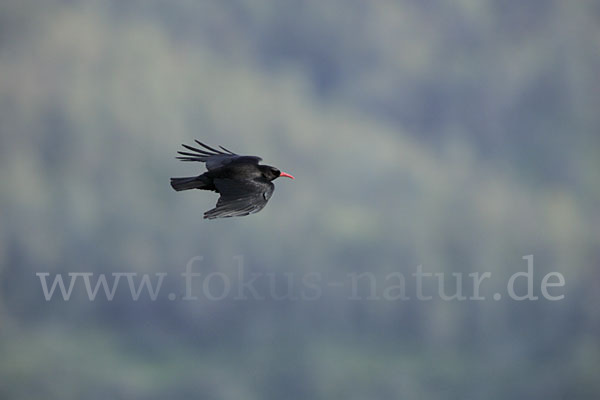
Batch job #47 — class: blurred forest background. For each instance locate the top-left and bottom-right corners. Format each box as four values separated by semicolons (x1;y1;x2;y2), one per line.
1;0;599;399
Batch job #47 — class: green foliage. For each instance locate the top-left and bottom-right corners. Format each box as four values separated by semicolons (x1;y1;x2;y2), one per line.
0;1;598;399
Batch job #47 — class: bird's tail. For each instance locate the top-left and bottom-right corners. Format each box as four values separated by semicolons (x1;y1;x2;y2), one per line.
170;176;207;191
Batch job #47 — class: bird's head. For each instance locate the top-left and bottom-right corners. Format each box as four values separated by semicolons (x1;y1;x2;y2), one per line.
260;165;295;181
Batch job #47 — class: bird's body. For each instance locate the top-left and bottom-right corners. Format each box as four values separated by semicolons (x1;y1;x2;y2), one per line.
170;141;294;219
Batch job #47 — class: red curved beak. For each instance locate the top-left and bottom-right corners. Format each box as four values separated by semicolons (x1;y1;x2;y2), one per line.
280;171;295;180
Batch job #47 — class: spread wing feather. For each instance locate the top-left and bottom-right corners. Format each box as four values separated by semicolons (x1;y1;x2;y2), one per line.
176;141;262;170
204;178;274;219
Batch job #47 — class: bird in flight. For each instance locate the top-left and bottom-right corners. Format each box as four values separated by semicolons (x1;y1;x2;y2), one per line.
170;141;294;219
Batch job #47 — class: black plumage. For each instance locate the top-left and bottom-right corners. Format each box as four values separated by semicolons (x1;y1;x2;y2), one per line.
170;141;294;219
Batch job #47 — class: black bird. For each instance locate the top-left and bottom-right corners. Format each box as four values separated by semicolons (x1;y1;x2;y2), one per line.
170;141;294;219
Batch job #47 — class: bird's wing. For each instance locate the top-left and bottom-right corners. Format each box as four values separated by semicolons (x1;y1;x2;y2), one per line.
204;178;275;219
176;141;262;170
